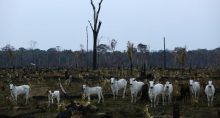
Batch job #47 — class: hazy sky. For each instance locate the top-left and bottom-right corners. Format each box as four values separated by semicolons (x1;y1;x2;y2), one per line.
0;0;220;51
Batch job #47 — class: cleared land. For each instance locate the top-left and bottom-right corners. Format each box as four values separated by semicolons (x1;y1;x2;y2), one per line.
0;68;219;118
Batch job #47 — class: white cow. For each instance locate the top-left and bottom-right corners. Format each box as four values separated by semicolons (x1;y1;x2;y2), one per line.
48;90;60;106
82;84;104;103
189;79;200;100
110;77;127;100
9;84;30;105
204;81;215;107
129;78;144;103
163;81;173;105
148;81;164;107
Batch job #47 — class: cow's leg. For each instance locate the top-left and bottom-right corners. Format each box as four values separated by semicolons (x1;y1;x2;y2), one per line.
134;92;138;103
195;92;198;101
168;95;170;105
134;96;136;103
123;87;126;98
154;96;157;107
156;95;160;106
57;96;60;105
207;96;210;107
101;92;104;103
48;95;51;106
131;93;133;103
15;95;18;105
116;90;118;100
133;93;136;103
211;96;214;107
166;95;168;105
150;97;153;107
197;93;198;100
25;94;28;104
98;94;101;104
88;96;91;102
112;89;115;100
163;95;165;106
165;95;169;105
52;98;54;104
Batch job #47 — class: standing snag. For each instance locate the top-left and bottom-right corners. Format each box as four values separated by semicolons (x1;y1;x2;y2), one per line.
88;0;104;70
127;41;134;74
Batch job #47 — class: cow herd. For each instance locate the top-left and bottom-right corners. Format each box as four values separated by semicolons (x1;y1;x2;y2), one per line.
9;77;216;108
81;78;216;108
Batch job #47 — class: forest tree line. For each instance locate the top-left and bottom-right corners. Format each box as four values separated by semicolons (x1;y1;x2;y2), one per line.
0;44;220;69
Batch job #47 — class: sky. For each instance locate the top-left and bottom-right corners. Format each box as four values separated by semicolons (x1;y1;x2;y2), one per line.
0;0;220;51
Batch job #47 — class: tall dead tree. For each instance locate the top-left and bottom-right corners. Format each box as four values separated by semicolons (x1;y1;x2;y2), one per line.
86;26;89;71
127;41;134;75
163;37;166;69
88;0;103;70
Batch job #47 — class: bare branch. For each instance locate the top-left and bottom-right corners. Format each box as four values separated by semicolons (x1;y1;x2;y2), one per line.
91;0;96;25
88;20;94;31
91;0;95;9
95;0;103;29
97;21;102;34
97;0;103;16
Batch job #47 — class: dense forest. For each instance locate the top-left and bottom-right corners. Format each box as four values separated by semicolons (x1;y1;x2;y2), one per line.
0;44;220;69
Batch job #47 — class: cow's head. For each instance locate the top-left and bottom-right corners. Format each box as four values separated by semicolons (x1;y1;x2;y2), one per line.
208;81;213;88
9;84;14;90
165;81;170;89
149;81;154;89
82;84;87;91
130;78;136;85
189;80;193;86
48;90;52;95
111;78;115;85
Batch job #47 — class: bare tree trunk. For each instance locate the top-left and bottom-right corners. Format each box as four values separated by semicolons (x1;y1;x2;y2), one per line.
163;37;166;69
93;34;97;69
89;0;103;70
86;26;89;71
